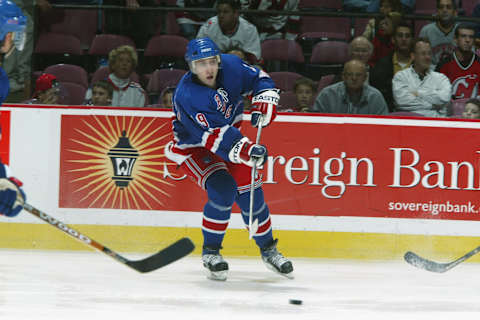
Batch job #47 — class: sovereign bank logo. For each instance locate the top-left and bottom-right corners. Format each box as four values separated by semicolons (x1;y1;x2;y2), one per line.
59;115;178;210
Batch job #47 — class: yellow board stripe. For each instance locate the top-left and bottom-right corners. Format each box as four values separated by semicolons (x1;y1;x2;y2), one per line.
1;223;480;262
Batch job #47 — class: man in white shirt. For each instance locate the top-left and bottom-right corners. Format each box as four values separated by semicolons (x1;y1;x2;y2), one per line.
392;38;452;117
197;0;261;64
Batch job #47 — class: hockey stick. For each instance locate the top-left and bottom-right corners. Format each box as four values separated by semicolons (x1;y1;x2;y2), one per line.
23;203;195;273
248;118;263;239
404;247;480;273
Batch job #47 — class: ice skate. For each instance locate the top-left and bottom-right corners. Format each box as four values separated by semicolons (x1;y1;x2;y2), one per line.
202;247;229;281
260;239;294;279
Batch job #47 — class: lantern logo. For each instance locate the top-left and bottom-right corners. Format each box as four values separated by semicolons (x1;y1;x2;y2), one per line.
59;115;180;210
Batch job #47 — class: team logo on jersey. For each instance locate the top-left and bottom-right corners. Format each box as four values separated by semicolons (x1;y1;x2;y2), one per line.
59;115;179;210
452;74;479;99
215;88;233;119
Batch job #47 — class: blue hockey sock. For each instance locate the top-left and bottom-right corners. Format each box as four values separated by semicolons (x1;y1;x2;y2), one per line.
236;187;273;249
202;170;237;252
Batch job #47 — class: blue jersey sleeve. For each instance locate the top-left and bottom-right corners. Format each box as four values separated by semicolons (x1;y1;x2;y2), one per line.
173;83;244;161
0;68;10;105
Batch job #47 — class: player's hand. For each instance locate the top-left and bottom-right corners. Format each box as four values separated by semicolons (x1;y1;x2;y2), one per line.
228;137;268;167
0;178;25;217
251;89;279;127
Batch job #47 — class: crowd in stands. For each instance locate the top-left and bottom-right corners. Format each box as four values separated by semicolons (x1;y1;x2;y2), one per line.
2;0;480;119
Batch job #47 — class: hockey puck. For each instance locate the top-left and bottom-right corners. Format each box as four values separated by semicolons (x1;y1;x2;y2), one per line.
289;299;302;305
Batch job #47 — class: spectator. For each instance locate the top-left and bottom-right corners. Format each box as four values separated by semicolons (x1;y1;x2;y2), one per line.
343;0;373;12
86;80;113;106
197;0;261;64
363;0;403;41
26;73;61;104
160;86;175;108
366;0;415;14
349;36;374;67
242;0;300;41
226;47;246;60
311;59;388;115
176;0;217;40
437;23;480;100
419;0;457;66
84;45;146;107
392;38;452;117
370;21;413;111
369;12;402;66
102;0;158;49
462;98;480;119
294;77;316;112
3;0;34;103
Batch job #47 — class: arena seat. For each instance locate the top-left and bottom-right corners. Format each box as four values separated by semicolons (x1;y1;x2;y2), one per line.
261;39;305;72
59;82;87;105
317;74;336;92
269;72;303;92
44;64;89;89
34;33;84;71
88;34;136;56
414;0;437;14
451;98;469;118
143;35;189;72
299;0;341;11
306;41;349;80
146;68;186;98
279;91;299;111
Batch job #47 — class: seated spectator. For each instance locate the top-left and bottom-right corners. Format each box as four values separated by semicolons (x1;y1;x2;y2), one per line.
311;59;388;115
242;0;300;41
462;98;480;119
437;23;480;100
84;45;146;107
176;0;217;40
419;0;457;66
366;0;414;14
392;38;452;117
85;80;113;106
26;73;61;104
197;0;261;65
369;12;402;66
363;0;403;41
370;21;413;111
226;47;247;60
161;86;175;108
294;77;316;112
343;0;373;12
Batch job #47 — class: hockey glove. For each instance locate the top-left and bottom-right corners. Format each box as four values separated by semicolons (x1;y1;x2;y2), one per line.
251;89;279;127
228;137;268;167
0;177;25;217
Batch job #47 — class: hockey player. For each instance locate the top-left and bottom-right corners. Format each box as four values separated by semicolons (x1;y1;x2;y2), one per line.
0;0;27;104
0;0;27;218
164;37;293;281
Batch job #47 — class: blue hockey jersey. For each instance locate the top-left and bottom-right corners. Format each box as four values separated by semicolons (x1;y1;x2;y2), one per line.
0;67;9;105
166;54;275;164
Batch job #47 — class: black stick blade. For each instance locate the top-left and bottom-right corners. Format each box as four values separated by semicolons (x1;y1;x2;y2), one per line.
126;238;195;273
404;251;448;273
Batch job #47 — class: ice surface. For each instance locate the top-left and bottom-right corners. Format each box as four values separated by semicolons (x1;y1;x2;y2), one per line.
1;250;479;320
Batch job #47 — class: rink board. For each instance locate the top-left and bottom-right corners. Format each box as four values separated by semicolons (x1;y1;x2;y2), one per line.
2;104;480;260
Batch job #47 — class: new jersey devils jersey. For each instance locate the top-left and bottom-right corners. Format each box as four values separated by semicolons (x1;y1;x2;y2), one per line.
438;52;480;99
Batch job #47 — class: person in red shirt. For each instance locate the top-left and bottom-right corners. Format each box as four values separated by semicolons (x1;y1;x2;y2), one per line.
437;23;480;99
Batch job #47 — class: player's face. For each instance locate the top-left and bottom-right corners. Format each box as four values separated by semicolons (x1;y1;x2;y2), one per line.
295;84;314;108
112;53;134;79
0;32;14;54
463;103;480;119
92;86;111;106
412;42;432;71
393;26;412;53
217;4;238;32
193;57;219;88
455;28;474;53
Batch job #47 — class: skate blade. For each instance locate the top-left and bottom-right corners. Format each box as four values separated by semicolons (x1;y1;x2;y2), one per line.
263;261;295;279
206;270;228;281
